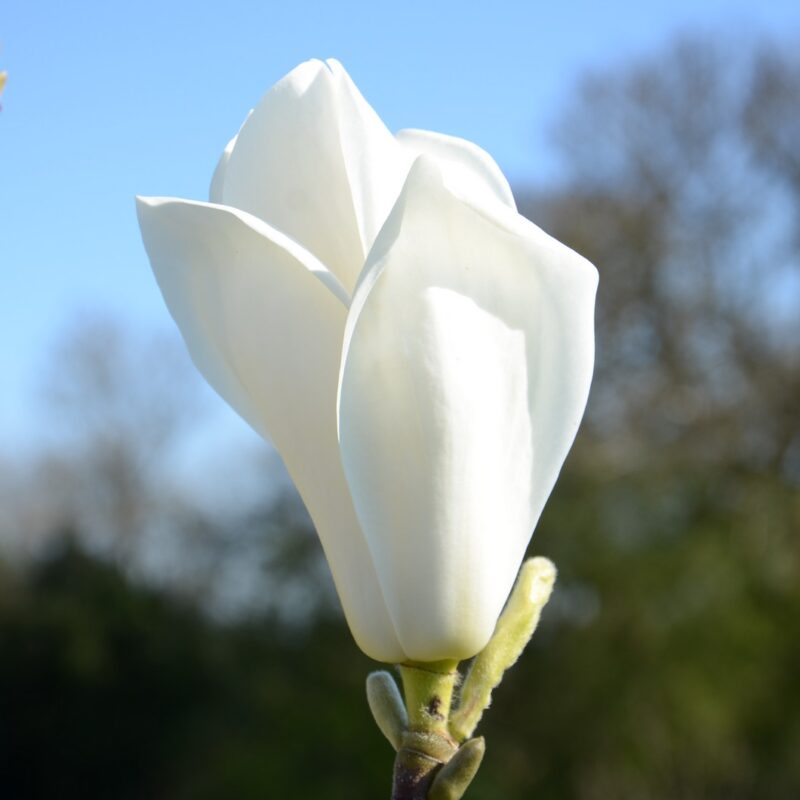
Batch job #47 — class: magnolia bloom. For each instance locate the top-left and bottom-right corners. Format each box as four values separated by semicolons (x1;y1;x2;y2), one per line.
137;59;597;664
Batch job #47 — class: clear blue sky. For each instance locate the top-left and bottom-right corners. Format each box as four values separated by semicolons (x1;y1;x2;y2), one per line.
1;0;798;451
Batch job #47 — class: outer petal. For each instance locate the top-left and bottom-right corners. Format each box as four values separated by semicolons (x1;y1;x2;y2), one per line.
221;59;406;294
397;128;517;211
326;59;410;259
338;158;597;662
136;196;405;663
209;110;253;204
209;134;237;205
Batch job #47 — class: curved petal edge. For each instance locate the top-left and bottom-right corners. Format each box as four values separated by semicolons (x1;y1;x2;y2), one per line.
136;195;406;663
397;128;517;212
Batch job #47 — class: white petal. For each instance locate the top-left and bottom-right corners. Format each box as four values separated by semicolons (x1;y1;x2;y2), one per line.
397;128;516;211
338;158;597;662
209;135;237;205
326;59;410;257
221;59;405;294
136;196;405;663
209;110;253;204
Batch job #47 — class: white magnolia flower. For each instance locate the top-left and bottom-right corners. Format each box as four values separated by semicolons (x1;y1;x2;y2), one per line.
137;59;597;664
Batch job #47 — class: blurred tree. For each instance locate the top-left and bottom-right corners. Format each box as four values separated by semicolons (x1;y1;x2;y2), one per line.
526;37;800;476
2;315;337;624
36;314;201;549
501;34;800;799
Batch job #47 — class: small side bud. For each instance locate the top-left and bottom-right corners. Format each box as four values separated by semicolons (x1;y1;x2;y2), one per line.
366;670;408;751
449;557;556;742
428;737;486;800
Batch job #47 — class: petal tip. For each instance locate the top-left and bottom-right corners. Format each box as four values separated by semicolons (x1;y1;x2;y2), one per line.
405;153;445;191
135;195;169;210
135;195;162;224
283;58;331;93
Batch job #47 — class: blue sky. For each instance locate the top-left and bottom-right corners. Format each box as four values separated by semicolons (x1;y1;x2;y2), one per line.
1;0;799;452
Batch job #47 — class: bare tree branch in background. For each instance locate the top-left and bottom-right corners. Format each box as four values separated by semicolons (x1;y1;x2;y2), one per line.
0;314;337;624
523;37;800;477
35;313;202;552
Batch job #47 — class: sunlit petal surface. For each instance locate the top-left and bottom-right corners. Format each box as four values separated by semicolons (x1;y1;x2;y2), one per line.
338;158;597;661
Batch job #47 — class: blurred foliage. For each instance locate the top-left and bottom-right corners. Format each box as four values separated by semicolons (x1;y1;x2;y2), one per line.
1;465;796;798
0;542;387;799
1;34;799;799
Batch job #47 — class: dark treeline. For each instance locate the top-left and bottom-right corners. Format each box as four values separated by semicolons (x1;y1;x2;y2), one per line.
1;35;798;799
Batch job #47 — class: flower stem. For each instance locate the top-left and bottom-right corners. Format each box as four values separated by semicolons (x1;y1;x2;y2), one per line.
391;661;459;800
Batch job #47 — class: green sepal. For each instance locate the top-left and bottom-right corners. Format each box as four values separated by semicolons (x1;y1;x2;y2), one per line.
367;670;408;751
449;557;556;742
428;737;486;800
